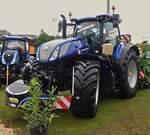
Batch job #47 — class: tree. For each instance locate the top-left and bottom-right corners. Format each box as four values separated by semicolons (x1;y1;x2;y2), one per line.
36;29;54;47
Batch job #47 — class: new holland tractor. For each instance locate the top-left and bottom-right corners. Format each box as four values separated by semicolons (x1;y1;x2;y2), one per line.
22;14;139;118
0;35;36;85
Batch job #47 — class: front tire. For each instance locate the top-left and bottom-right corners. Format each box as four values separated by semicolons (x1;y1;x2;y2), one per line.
71;60;100;118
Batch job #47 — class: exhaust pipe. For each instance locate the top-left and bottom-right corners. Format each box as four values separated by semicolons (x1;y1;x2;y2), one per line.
60;14;67;39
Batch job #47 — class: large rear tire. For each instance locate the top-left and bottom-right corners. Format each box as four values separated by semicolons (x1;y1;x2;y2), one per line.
119;49;139;98
71;60;100;118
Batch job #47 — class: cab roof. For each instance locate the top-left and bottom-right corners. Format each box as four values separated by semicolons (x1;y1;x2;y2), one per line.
0;35;33;41
76;14;119;23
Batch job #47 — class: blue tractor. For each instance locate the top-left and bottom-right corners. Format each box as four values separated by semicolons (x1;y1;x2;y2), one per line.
23;14;139;117
0;35;35;85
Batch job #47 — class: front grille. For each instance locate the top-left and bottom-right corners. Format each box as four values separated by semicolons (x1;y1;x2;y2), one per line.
4;53;14;63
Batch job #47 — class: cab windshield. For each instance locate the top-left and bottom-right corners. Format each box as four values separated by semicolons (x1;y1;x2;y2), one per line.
3;40;25;52
76;21;101;38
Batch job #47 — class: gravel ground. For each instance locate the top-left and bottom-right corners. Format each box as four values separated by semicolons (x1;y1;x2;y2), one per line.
0;123;15;135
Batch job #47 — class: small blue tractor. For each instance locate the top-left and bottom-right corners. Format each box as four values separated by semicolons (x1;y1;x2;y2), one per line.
9;14;139;118
0;35;35;85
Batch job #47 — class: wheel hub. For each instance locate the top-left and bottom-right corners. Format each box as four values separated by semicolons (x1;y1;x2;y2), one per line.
95;71;100;106
128;60;137;88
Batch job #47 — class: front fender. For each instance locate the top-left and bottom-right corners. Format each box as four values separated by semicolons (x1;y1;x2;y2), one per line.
77;54;102;62
113;43;139;67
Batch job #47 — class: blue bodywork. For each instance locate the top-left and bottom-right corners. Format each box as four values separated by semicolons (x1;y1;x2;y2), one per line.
37;37;127;64
113;44;125;60
37;37;89;64
17;95;51;108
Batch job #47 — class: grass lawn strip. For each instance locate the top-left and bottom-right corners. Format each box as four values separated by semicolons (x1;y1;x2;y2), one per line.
0;87;150;135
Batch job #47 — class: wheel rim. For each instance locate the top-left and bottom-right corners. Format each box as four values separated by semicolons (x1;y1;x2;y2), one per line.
95;72;100;106
128;60;138;88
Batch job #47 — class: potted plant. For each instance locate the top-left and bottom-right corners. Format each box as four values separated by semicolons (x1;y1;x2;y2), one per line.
21;78;57;135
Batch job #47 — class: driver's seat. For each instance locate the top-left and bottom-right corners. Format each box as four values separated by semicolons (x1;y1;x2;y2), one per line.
18;48;25;62
87;37;100;54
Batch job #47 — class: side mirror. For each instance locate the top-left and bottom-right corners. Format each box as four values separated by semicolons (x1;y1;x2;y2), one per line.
112;14;120;27
121;34;131;44
58;21;63;33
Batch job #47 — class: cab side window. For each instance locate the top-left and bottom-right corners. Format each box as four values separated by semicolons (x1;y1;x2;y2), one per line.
103;22;119;46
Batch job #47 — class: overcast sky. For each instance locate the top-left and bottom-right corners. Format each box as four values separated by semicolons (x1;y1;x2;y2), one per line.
0;0;149;43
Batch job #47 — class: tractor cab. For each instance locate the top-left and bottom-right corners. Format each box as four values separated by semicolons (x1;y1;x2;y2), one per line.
58;14;131;56
0;36;36;61
0;35;35;84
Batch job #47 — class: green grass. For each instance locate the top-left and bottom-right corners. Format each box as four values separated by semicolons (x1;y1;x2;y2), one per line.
0;88;25;128
1;87;150;135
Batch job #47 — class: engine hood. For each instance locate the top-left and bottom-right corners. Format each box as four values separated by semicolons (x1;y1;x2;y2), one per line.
37;37;86;63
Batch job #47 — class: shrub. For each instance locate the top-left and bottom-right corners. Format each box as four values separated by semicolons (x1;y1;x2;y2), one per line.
21;78;58;132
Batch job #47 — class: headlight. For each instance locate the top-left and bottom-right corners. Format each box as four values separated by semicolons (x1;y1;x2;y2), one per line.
10;57;16;65
2;54;6;64
49;46;60;61
10;52;18;65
